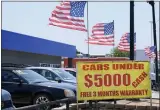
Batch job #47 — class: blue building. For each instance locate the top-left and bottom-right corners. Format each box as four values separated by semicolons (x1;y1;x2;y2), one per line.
2;30;76;67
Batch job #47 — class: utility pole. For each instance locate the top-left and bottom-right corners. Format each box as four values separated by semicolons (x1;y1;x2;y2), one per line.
130;1;134;60
68;58;73;68
149;21;153;45
147;0;159;83
129;1;140;101
159;2;160;81
158;1;160;107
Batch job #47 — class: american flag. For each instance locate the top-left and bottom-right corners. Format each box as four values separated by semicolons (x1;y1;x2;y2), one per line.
85;22;114;46
144;46;156;59
144;46;160;60
118;32;136;51
49;1;87;32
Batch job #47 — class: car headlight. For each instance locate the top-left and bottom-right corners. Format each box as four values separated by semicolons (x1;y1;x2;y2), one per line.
64;89;75;97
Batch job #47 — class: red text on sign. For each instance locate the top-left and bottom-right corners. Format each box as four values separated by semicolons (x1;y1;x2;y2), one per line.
132;72;148;88
112;63;144;70
80;92;92;97
82;64;109;71
84;73;131;88
79;89;148;98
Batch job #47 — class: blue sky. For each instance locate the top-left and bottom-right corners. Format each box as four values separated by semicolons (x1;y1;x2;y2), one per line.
2;1;159;55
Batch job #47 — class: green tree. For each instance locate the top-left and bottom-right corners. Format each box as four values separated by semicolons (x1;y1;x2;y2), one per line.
110;47;129;57
76;50;80;54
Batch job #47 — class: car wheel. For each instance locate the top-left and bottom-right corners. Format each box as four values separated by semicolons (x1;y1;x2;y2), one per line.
33;94;52;110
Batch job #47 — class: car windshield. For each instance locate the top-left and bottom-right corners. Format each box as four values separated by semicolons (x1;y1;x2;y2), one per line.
66;70;76;77
13;69;49;83
52;68;76;80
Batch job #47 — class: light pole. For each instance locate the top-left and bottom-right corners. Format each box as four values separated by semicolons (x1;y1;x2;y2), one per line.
149;21;153;45
158;2;160;81
129;1;140;101
149;20;159;46
147;0;159;83
130;1;134;60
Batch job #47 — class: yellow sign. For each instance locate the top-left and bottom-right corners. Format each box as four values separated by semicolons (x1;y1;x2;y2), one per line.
77;61;151;101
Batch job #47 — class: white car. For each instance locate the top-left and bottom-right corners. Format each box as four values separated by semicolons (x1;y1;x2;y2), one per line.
150;72;156;81
25;67;76;85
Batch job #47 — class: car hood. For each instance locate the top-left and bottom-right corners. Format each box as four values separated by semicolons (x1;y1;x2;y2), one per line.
63;79;77;85
33;81;76;91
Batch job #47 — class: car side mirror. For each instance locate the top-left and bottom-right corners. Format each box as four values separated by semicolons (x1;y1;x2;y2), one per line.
55;77;61;83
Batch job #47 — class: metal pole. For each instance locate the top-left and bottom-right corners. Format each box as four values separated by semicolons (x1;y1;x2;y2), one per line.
130;1;134;60
158;1;160;107
87;2;92;108
129;1;140;101
149;21;153;46
87;1;90;58
151;2;159;83
66;101;70;110
68;58;73;68
113;20;117;104
113;20;115;49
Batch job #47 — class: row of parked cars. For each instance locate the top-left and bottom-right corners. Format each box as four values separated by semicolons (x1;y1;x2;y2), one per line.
1;63;77;109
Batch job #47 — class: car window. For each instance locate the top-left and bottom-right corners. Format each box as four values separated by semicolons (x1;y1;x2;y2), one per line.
12;69;49;83
41;70;58;80
52;69;76;80
32;69;42;74
2;70;19;82
66;70;76;77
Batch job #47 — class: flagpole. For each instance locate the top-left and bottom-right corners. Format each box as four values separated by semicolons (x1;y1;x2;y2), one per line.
149;21;153;46
158;1;160;105
113;20;117;106
87;1;90;58
87;2;93;107
113;20;115;57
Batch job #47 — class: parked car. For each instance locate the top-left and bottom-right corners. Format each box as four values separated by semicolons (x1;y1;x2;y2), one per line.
2;67;76;105
2;89;15;110
63;68;77;77
26;67;77;85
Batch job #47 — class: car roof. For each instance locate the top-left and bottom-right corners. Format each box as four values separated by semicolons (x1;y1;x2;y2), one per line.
63;68;76;71
2;67;30;70
26;67;60;70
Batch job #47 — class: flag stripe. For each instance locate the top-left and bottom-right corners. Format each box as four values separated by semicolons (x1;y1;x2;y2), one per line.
51;14;85;22
49;21;86;31
49;23;87;32
88;37;114;41
86;41;114;46
49;18;85;27
91;35;114;39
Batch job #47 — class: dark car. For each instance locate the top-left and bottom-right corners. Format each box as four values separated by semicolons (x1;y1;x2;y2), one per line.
26;67;77;85
2;67;76;105
2;89;15;110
